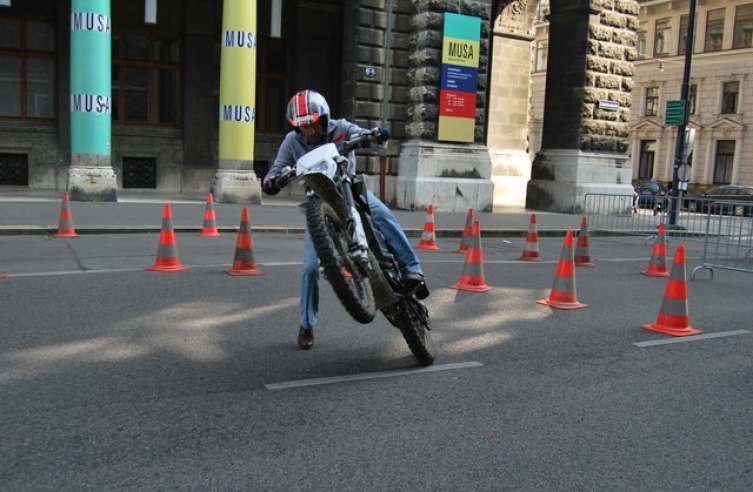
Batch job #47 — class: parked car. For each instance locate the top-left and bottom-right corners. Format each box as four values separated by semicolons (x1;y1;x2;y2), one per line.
633;180;665;209
684;185;753;216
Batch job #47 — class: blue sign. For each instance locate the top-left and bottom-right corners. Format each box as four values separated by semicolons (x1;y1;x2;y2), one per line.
441;65;478;93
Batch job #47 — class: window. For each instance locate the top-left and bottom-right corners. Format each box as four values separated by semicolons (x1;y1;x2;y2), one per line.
637;21;647;57
722;81;739;114
705;9;725;52
111;31;180;125
678;15;691;55
713;140;735;184
535;39;548;72
0;17;55;120
645;87;659;116
733;4;753;49
639;140;656;179
689;84;697;115
654;19;670;56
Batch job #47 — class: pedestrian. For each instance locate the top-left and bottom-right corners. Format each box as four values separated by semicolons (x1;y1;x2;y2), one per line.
262;89;429;350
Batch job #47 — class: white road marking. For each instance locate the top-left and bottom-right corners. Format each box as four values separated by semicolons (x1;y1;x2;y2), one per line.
634;330;750;347
265;361;484;390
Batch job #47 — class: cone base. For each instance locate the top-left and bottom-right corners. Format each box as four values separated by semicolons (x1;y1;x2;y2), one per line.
575;259;595;267
146;264;189;272
225;267;264;276
54;231;79;238
199;230;221;237
536;298;589;310
641;269;670;277
450;283;493;292
519;254;542;262
641;323;702;337
453;248;468;254
417;243;440;250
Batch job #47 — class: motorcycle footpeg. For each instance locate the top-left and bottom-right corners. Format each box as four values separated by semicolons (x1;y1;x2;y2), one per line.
404;276;430;300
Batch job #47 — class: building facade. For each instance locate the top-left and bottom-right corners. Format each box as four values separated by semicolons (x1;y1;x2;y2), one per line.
532;0;753;195
1;0;641;211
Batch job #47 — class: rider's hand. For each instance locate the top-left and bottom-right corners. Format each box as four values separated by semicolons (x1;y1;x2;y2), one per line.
262;176;281;195
371;127;390;143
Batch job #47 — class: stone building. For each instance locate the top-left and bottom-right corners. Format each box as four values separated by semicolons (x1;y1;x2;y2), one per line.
531;0;753;195
1;0;640;212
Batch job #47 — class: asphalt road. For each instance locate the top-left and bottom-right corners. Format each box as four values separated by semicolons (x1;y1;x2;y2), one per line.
1;233;751;491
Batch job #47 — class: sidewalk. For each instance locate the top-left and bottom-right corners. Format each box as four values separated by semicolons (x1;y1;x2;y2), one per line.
0;187;584;236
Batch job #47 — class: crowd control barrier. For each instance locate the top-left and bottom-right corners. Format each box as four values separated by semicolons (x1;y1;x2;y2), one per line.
691;200;753;280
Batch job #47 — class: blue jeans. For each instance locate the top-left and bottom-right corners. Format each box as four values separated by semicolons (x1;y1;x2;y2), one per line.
300;190;422;330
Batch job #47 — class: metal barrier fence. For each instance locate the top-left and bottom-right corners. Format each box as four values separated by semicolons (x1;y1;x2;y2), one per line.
584;193;753;278
692;200;753;279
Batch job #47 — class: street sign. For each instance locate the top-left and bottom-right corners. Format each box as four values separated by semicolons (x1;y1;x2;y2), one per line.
665;100;687;126
678;163;691;182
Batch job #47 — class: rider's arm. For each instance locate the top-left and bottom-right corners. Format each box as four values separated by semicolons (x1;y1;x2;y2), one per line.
262;133;299;195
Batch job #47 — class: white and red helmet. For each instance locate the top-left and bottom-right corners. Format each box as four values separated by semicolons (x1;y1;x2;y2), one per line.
286;89;330;129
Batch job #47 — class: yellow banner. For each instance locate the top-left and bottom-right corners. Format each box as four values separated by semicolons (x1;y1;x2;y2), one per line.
441;37;480;68
219;0;257;161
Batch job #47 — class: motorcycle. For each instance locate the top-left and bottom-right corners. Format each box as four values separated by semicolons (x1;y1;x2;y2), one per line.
273;133;436;366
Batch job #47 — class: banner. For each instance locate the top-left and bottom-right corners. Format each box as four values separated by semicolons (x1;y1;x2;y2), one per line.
438;13;480;143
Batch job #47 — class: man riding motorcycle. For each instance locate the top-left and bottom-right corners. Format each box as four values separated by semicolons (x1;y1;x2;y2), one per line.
262;89;429;349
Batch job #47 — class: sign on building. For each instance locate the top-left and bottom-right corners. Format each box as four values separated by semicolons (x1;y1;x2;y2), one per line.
438;13;480;143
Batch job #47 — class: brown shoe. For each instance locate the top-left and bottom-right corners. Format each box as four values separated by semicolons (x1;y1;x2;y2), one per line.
298;327;314;350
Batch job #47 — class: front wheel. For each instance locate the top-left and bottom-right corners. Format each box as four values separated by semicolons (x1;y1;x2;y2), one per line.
385;298;436;366
306;197;376;324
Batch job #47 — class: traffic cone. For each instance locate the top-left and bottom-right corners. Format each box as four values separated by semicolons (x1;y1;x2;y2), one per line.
537;230;589;309
198;192;221;237
450;220;493;292
574;216;594;267
225;206;264;276
416;204;440;250
642;244;701;337
54;192;79;238
146;203;189;272
454;208;474;254
641;223;669;277
519;213;541;261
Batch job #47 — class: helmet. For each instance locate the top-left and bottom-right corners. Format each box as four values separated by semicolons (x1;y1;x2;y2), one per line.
286;89;329;129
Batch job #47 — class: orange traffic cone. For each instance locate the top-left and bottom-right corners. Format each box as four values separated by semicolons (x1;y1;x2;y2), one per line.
146;203;189;272
537;230;588;309
225;206;264;276
450;220;493;292
641;223;669;277
198;192;221;237
519;213;541;261
574;216;594;267
54;192;79;238
454;208;474;254
416;204;440;250
642;244;701;337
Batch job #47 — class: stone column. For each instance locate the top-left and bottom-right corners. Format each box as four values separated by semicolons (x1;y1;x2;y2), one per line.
487;0;538;207
67;0;118;202
526;0;638;213
396;0;494;212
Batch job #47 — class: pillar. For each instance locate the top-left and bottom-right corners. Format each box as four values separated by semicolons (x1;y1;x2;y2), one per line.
212;0;261;204
526;0;638;213
67;0;118;202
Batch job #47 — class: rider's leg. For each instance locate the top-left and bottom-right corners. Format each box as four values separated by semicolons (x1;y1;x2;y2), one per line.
300;227;320;330
366;191;422;275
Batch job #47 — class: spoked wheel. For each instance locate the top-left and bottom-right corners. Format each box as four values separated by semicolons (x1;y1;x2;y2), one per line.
386;298;436;366
306;197;376;324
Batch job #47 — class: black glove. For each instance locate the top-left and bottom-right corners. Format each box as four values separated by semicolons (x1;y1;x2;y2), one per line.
372;127;390;143
262;177;281;196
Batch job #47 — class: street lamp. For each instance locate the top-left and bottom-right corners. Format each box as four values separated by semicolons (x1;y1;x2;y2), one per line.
668;0;698;228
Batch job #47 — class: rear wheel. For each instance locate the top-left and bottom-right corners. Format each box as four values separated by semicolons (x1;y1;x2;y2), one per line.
306;197;376;324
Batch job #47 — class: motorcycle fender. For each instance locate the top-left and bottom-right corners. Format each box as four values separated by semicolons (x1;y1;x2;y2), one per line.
301;172;349;221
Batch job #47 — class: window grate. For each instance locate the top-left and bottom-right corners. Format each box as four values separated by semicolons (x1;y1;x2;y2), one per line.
0;153;29;186
122;157;157;189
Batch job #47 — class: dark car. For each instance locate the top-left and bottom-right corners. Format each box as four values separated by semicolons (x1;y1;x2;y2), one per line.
685;185;753;216
633;180;665;209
